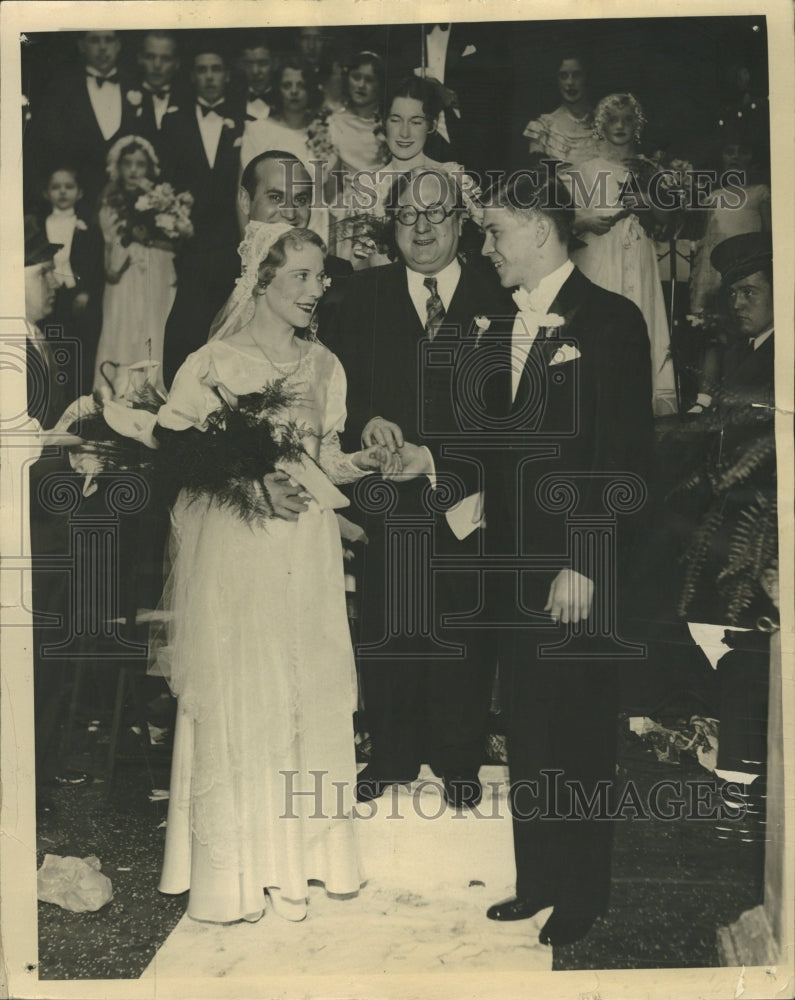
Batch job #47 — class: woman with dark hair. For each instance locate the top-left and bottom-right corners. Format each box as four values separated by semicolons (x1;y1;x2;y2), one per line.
240;55;319;176
113;223;401;923
523;51;599;167
381;75;451;174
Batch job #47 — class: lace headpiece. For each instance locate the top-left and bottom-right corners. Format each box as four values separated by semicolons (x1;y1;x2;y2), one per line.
208;221;294;341
106;134;160;181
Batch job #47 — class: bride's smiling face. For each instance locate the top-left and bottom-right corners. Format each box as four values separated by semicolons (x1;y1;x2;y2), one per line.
257;243;326;328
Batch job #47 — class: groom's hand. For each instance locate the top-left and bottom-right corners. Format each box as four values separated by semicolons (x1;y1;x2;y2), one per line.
545;569;594;624
383;442;433;481
362;416;404;453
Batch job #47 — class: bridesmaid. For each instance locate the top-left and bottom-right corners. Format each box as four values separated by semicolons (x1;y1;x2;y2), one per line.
571;93;678;416
523;51;600;168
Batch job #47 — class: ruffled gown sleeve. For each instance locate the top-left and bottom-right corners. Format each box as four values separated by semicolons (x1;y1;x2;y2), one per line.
317;355;368;485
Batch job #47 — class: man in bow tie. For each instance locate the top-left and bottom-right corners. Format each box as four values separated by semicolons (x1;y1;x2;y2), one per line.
160;40;245;386
136;31;182;150
477;159;654;945
326;168;510;810
24;30;137;211
237;33;274;122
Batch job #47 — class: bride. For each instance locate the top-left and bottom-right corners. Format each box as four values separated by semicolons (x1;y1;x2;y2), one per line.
136;223;402;923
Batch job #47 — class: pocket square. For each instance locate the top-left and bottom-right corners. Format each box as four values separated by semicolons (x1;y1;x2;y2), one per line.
549;344;581;365
462;44;477;57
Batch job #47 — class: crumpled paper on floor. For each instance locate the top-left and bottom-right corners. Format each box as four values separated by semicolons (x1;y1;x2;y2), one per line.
37;854;113;912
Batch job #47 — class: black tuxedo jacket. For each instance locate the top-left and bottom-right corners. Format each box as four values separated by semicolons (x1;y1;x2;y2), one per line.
26;71;140;211
480;267;655;612
67;223;105;299
381;23;513;179
326;258;512;508
133;85;186;155
158;102;245;255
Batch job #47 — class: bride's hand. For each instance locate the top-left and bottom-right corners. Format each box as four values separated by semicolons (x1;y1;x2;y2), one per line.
353;445;403;476
383;442;433;481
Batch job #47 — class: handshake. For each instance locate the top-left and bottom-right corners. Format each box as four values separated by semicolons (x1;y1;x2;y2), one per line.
352;416;432;481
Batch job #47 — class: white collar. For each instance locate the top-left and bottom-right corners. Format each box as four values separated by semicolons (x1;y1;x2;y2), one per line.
516;259;574;316
406;258;461;312
752;326;774;350
85;66;118;80
49;207;76;219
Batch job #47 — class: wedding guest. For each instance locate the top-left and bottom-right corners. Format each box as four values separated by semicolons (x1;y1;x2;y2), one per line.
135;31;183;148
93;136;178;394
238;33;274;123
571;93;678;416
314;51;390;262
326;168;509;809
383;23;512;178
479;162;654;945
160;40;245;387
26;30;139;210
523;51;599;167
298;25;326;71
240;55;320;173
316;38;351;114
40;164;104;397
687;128;770;413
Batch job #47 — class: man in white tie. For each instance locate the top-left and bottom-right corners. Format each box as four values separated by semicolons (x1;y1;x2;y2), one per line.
136;31;182;149
238;33;274;123
476;159;654;945
25;30;138;209
160;40;245;385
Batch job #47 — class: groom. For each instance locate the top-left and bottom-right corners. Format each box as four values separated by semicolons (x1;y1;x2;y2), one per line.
476;161;654;945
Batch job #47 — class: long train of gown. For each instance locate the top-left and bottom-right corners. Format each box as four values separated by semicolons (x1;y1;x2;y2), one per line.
571;157;678;417
154;338;364;922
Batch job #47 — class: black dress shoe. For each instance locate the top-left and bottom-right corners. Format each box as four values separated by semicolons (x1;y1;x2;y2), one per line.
486;896;553;921
538;907;600;946
355;766;413;803
443;774;482;809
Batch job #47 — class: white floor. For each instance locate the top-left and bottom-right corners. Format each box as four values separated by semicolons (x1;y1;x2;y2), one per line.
141;765;552;995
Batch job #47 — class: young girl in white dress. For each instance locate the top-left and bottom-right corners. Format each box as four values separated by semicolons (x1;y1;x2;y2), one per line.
129;224;404;924
571;94;678;416
93;136;177;396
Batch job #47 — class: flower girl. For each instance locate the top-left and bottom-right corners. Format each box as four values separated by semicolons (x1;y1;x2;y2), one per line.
93;136;192;396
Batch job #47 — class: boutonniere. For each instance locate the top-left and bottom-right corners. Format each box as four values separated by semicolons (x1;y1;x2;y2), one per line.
223;118;236;130
165;105;179;115
126;90;143;107
473;316;491;344
322;276;332;291
462;44;477;57
75;219;88;231
233;136;242;147
539;312;565;332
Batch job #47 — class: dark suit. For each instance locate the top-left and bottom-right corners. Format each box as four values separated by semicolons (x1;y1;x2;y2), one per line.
327;260;511;779
45;219;105;397
25;71;139;213
481;267;654;916
381;23;513;180
134;85;186;157
159;103;244;385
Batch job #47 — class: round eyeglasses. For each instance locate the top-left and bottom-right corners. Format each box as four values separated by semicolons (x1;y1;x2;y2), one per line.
395;204;456;226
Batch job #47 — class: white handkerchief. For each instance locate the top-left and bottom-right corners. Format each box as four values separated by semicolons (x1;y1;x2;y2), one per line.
549;344;581;366
462;44;477;57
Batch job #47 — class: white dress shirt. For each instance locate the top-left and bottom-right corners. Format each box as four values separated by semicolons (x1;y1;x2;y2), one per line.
246;96;271;122
46;209;78;288
425;25;451;142
196;100;226;169
144;86;171;130
510;259;574;402
752;326;774;351
85;67;122;140
406;258;460;326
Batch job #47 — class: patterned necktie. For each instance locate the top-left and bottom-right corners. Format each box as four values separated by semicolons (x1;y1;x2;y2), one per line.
423;276;445;340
